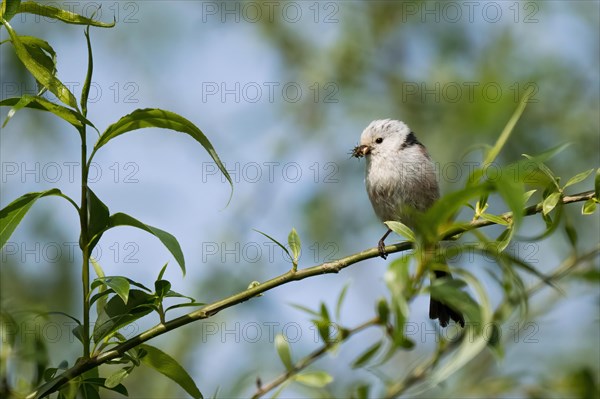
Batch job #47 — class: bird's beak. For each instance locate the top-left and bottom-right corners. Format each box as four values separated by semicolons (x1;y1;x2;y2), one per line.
352;144;371;158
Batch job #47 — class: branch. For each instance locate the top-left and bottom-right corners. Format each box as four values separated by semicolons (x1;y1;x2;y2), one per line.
30;190;595;399
384;244;600;398
251;317;380;399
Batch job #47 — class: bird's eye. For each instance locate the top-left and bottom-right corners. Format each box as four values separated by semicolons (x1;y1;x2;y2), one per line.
375;137;383;144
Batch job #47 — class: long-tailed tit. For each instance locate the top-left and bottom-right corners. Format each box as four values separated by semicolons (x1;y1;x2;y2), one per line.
352;119;464;328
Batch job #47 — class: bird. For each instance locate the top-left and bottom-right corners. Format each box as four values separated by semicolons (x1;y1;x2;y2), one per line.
352;119;465;328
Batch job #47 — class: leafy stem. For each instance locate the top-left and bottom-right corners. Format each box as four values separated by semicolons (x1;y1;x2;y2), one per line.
252;317;380;399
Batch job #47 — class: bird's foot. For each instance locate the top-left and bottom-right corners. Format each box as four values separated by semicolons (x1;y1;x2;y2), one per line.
378;239;388;259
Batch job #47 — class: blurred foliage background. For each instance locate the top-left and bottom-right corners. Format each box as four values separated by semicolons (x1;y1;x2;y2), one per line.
1;1;599;398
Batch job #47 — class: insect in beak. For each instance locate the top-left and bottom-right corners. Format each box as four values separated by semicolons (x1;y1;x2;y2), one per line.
351;144;370;158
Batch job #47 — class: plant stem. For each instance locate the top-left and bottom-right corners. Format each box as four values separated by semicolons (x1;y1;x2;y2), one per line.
79;126;90;358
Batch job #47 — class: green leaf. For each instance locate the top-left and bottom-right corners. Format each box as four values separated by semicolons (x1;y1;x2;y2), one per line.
0;189;64;249
87;188;110;251
496;170;525;227
319;302;331;324
479;213;509;226
81;26;93;115
289;303;320;317
19;35;57;95
93;289;154;343
1;19;78;108
254;229;291;261
565;222;578;248
376;298;389;324
155;280;171;298
542;192;561;215
423;183;492;239
351;341;382;369
98;277;130;304
16;1;115;27
108;212;185;275
1;0;21;21
595;168;600;198
483;85;535;166
523;189;537;204
157;263;168;281
335;284;349;321
384;221;415;242
275;334;293;371
90;108;232;202
288;228;301;262
582;199;597;215
564;169;594;189
104;368;130;389
294;371;333;388
83;378;128;396
0;96;94;129
523;142;572;164
522;154;560;191
164;302;205;313
139;344;203;399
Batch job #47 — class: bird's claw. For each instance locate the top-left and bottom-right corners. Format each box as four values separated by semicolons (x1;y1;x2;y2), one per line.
378;239;388;259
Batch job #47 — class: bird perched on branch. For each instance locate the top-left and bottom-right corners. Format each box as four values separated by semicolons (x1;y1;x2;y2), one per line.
353;119;464;328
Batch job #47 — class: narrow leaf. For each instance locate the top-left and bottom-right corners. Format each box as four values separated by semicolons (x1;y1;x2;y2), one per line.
2;19;78;108
1;0;21;21
0;96;94;129
102;277;130;304
523;189;537;204
139;344;203;399
294;371;333;388
351;341;382;369
289;303;320;317
254;229;291;260
542;192;561;215
275;334;293;371
108;212;185;275
90;108;232;202
81;26;93;115
384;221;415;242
93;290;154;343
17;2;115;27
582;199;597;215
157;263;168;281
1;189;62;248
479;213;509;226
104;368;129;389
19;35;56;95
288;228;301;262
87;188;110;251
595;168;600;198
335;284;349;321
564;169;594;189
483;85;534;166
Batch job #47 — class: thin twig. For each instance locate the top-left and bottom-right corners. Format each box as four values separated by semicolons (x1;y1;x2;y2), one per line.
28;190;595;399
251;318;380;399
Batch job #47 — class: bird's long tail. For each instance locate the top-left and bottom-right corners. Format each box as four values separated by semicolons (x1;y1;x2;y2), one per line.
429;270;465;327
